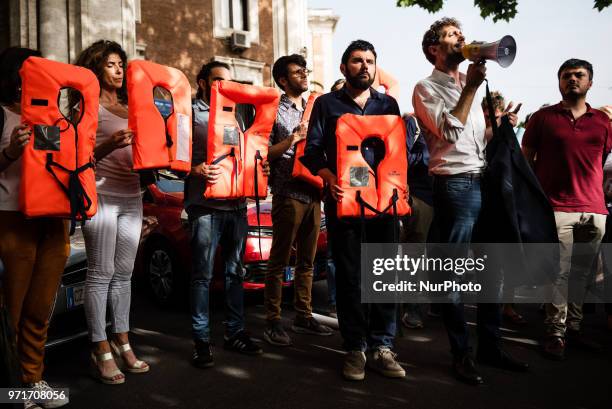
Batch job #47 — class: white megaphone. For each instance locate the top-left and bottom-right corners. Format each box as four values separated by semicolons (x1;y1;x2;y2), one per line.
461;35;517;68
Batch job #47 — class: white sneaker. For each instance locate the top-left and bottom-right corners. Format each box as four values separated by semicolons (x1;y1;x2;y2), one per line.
24;400;42;409
28;380;69;409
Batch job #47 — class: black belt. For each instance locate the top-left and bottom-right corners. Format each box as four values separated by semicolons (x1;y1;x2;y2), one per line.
435;172;482;181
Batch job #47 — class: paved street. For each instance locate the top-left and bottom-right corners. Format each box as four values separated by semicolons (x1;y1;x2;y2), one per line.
44;282;612;409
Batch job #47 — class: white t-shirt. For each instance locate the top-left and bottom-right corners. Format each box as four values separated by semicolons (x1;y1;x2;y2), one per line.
0;106;23;211
95;105;141;197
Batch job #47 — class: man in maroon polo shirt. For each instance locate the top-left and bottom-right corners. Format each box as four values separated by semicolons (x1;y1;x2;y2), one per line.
522;58;612;360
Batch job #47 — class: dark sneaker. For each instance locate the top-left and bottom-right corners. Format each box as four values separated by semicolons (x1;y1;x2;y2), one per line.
367;347;406;378
566;329;602;352
542;336;565;361
343;350;366;381
477;348;529;372
291;316;333;336
224;330;263;355
401;311;424;329
192;339;214;368
452;354;484;385
264;321;292;346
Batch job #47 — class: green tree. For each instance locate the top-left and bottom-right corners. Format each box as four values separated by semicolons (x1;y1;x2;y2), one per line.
396;0;612;22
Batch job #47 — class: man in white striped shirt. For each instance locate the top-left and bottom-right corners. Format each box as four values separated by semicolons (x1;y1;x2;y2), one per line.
412;17;525;386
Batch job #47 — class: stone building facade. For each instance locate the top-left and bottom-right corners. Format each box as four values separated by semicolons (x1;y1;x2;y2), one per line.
0;0;337;93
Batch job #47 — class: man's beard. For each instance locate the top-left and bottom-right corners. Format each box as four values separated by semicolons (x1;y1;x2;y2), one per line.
286;80;308;95
445;50;465;67
561;85;587;101
345;70;375;91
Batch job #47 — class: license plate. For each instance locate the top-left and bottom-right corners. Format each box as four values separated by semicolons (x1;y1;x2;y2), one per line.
284;267;295;282
66;285;85;310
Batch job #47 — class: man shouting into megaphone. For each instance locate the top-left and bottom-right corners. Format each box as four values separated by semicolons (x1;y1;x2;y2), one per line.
412;17;526;386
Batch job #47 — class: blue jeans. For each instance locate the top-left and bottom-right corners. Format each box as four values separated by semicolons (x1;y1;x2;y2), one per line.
326;248;336;306
190;209;247;342
325;203;397;352
432;175;501;356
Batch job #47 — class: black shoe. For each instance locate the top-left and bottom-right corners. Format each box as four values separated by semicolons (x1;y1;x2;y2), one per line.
542;336;565;361
264;321;292;346
477;348;529;372
452;355;484;385
192;339;214;368
566;329;602;352
224;330;263;355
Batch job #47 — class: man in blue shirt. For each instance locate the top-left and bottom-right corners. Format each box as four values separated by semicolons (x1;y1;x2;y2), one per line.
301;40;405;381
186;61;263;369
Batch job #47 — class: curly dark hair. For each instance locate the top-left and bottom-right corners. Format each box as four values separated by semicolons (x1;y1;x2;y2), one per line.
0;47;42;105
422;17;462;65
71;39;128;108
272;54;307;91
341;40;377;66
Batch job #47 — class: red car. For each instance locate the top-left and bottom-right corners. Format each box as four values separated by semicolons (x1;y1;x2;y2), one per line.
135;171;328;306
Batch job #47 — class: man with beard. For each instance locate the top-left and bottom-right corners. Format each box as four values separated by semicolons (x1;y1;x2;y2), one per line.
412;18;527;385
185;61;264;369
301;40;405;381
523;59;612;360
263;54;333;346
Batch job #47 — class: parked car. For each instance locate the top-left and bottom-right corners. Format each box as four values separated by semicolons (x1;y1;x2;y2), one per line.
134;171;328;306
47;226;89;346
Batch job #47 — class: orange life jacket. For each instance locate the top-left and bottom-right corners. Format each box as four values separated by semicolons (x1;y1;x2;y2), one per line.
292;92;324;190
373;67;400;101
18;56;99;234
335;114;410;220
206;80;280;199
127;60;192;172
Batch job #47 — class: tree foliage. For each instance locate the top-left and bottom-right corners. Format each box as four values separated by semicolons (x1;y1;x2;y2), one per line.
396;0;611;22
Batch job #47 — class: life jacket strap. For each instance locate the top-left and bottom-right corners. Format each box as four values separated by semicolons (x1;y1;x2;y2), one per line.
355;189;401;243
253;149;263;260
45;153;94;235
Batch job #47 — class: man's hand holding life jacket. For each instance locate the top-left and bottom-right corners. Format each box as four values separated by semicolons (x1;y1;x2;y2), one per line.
5;124;31;159
261;159;271;177
318;168;344;202
191;163;222;184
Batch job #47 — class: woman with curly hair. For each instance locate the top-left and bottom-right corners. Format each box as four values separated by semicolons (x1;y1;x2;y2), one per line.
75;40;149;385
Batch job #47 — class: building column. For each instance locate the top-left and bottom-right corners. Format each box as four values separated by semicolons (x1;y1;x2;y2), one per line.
38;0;69;61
